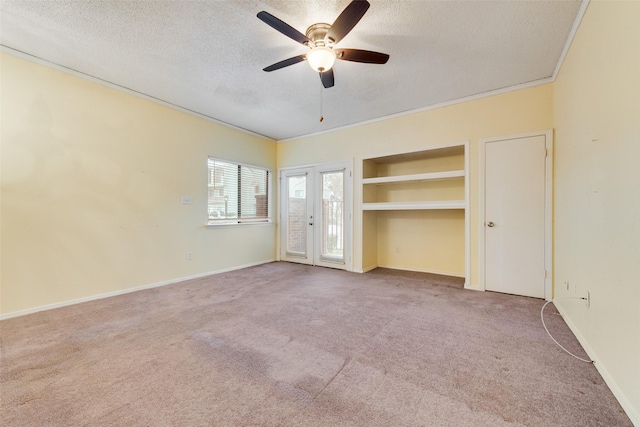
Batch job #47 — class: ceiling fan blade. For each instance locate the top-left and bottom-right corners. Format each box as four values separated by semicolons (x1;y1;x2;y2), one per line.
320;69;335;88
257;11;311;46
336;48;389;64
263;55;307;72
326;0;370;44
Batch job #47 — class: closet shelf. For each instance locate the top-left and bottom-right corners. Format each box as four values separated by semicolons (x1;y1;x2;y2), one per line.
362;170;465;185
362;200;466;211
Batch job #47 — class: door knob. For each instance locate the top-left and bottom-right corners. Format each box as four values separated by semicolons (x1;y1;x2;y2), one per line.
487;222;495;227
309;222;313;226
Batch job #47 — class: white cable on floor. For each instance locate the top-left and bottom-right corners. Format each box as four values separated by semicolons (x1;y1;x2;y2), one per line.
540;297;594;364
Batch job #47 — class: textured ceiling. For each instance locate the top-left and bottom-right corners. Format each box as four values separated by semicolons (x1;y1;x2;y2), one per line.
1;0;583;141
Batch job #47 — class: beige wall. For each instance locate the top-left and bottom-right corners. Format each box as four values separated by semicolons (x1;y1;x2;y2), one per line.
2;1;637;420
278;84;554;281
553;1;640;422
1;53;277;316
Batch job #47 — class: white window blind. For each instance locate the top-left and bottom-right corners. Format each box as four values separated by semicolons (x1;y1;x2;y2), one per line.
207;158;270;224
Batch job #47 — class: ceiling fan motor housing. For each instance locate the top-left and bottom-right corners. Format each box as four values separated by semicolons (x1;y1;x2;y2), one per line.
305;23;334;47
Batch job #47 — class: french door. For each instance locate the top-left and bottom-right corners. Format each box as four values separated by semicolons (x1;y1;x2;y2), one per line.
279;161;352;270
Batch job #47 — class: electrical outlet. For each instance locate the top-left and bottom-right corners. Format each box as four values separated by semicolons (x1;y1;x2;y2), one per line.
586;291;590;308
564;280;569;291
181;196;193;205
395;246;401;253
187;251;193;260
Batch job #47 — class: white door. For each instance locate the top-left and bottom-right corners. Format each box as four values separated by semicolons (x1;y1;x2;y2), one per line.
484;135;547;298
280;162;352;270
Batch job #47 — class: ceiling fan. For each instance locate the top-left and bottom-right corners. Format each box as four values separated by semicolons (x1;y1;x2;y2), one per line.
257;0;389;89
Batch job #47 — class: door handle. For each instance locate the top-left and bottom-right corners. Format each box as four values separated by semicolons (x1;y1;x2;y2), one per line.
487;221;495;227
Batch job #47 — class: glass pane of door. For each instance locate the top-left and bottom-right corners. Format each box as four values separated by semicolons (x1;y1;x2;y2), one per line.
286;174;308;256
320;170;344;262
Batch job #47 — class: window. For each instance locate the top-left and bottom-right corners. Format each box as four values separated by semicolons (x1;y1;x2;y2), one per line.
207;157;271;225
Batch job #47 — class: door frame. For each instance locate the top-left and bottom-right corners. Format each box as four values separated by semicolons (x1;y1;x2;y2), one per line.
478;129;553;300
278;159;353;271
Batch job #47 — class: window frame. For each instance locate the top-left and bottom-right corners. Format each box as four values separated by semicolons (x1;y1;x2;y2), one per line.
207;157;272;226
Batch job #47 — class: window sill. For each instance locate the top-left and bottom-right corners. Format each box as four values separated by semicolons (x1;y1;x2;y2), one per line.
205;221;274;229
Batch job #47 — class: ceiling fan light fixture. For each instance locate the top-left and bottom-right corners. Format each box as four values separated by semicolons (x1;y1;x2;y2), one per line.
307;46;336;72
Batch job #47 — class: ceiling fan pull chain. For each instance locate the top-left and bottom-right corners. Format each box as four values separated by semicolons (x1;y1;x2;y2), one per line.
319;83;324;122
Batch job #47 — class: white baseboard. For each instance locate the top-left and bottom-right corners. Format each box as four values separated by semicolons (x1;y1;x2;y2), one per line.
376;264;465;279
354;264;379;274
554;302;639;426
0;259;276;321
464;282;483;291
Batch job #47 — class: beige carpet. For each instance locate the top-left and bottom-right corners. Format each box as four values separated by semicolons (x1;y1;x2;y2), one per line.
0;262;632;426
